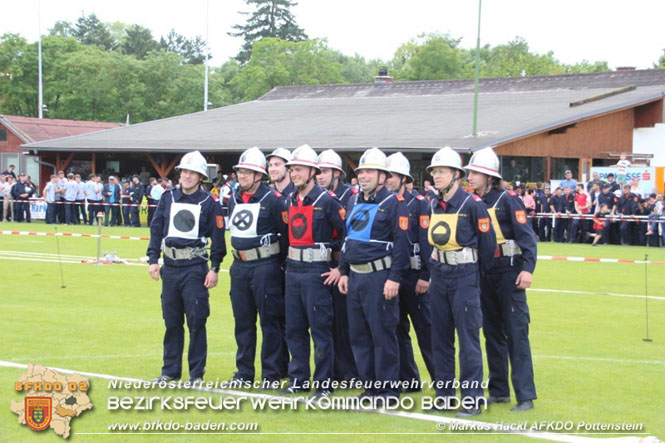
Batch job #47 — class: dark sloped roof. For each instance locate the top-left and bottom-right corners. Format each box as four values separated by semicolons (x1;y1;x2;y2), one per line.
1;115;121;143
21;70;665;154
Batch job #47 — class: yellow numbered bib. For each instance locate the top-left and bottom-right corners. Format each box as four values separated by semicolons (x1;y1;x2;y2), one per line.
428;213;462;251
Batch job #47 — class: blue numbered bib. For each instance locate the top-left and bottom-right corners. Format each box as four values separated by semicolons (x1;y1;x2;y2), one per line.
346;203;379;243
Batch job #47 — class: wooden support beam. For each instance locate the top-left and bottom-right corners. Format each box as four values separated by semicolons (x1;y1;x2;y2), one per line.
145;153;164;178
164;155;180;178
56;152;61;171
340;152;357;173
91;153;96;174
60;152;75;172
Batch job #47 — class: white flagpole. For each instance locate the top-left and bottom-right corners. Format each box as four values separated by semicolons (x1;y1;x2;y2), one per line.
203;0;209;112
38;0;43;119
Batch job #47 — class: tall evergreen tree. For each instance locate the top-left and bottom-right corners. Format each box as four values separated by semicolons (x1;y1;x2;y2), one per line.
122;25;157;60
73;13;117;51
230;0;307;63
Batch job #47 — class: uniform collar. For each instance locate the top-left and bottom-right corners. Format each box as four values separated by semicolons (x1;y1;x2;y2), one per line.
334;181;349;198
359;185;389;203
440;185;467;209
234;182;270;202
173;185;204;202
292;183;326;205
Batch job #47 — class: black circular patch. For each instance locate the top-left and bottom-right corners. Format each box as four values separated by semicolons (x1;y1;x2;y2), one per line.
232;209;253;231
173;210;196;232
431;221;451;246
350;209;370;231
290;213;308;239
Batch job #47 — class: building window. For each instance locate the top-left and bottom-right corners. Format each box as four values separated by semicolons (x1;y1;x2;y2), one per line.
551;158;579;181
0;129;6;142
500;156;545;183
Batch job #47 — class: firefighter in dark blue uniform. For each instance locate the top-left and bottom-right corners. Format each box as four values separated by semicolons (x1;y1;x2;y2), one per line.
147;150;226;384
280;145;346;398
228;147;289;386
338;148;410;400
465;147;537;412
266;147;295;378
426;147;496;417
596;184;614;244
536;185;552;242
11;173;34;222
617;185;638;245
317;149;359;382
385;152;435;390
550;187;566;242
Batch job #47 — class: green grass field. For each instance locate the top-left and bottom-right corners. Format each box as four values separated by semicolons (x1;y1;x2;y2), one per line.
1;221;664;442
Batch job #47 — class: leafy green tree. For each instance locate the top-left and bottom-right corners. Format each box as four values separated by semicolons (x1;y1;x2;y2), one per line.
122;24;157;60
230;38;344;101
565;60;610;74
657;49;665;68
391;34;464;80
230;0;307;63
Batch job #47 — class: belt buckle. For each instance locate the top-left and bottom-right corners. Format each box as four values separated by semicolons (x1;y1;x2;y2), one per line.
169;246;177;259
445;251;456;265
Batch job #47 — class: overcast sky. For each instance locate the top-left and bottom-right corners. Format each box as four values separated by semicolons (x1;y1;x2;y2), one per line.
4;0;665;70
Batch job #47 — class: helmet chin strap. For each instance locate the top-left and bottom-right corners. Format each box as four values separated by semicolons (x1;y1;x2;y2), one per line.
297;168;316;192
327;174;338;191
439;170;460;198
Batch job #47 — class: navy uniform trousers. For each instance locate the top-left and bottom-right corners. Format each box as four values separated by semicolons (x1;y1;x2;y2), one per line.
332;282;358;381
160;262;210;379
285;269;334;388
480;262;536;402
429;262;484;400
229;258;285;382
397;269;435;384
347;268;399;397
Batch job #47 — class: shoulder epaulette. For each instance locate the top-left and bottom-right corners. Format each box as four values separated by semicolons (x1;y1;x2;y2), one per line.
273;191;282;198
508;190;517;197
395;194;405;202
472;194;483;202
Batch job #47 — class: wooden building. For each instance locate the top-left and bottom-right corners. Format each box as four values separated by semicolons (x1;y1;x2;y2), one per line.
21;69;665;186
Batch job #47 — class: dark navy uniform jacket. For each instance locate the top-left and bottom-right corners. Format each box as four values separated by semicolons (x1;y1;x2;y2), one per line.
147;186;227;269
618;193;639;215
285;184;346;272
402;189;432;282
339;186;410;284
536;192;550;213
270;181;295;204
563;193;575;213
333;181;358;209
228;183;288;259
549;194;565;213
129;183;144;204
481;189;537;274
429;186;496;274
11;181;34;199
597;191;615;211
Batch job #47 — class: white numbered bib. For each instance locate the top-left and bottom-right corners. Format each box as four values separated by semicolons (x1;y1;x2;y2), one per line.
229;202;261;239
167;202;201;240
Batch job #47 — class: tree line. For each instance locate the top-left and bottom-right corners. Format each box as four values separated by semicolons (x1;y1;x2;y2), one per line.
1;1;661;124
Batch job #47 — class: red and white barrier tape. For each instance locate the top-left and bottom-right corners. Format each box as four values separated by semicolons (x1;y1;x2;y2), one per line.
528;212;655;223
11;199;158;208
537;255;665;265
0;230;149;241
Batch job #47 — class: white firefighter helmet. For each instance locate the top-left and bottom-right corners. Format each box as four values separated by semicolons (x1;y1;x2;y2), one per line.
426;147;465;178
175;150;209;179
464;147;502;179
266;147;292;163
386;152;413;183
233;147;267;176
317;149;346;178
354;147;391;176
286;144;321;172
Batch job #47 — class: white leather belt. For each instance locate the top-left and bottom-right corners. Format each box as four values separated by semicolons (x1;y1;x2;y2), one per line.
495;240;522;257
288;246;332;262
163;246;208;260
350;256;392;274
232;243;280;261
431;247;478;265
